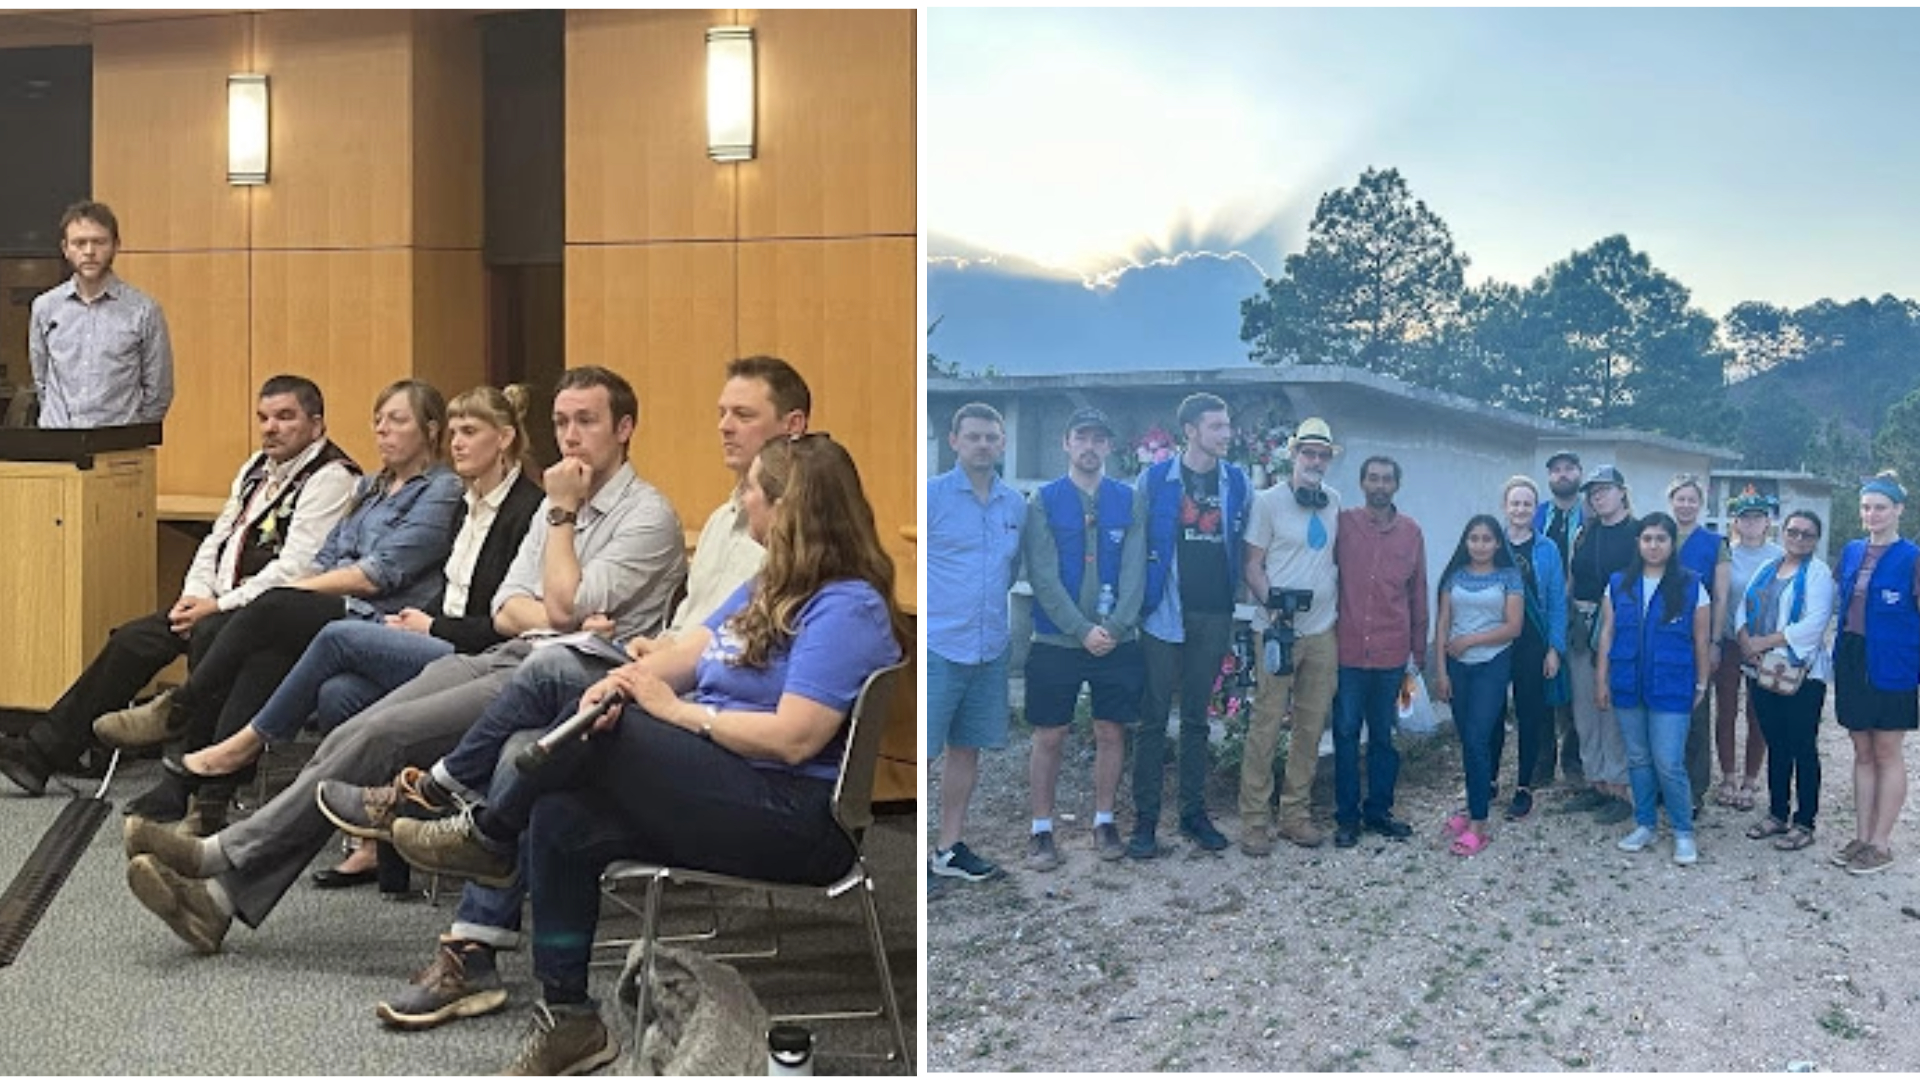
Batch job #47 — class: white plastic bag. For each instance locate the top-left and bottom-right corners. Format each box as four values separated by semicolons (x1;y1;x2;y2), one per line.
1397;668;1439;737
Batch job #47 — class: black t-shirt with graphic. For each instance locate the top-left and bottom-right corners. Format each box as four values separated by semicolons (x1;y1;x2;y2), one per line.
1177;463;1232;613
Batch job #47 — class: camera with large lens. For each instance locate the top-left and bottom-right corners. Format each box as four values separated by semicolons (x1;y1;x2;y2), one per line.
1263;587;1314;676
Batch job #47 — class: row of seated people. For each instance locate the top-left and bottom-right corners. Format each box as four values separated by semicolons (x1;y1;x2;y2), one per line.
0;356;909;1075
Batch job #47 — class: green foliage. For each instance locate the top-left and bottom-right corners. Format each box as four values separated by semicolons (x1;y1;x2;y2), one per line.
1240;167;1468;380
1872;387;1920;500
927;314;961;378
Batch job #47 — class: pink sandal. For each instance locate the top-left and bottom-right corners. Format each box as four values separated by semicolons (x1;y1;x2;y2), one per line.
1443;812;1470;838
1450;830;1490;857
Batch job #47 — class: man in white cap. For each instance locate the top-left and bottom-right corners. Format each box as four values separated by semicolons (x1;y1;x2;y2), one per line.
1239;417;1342;852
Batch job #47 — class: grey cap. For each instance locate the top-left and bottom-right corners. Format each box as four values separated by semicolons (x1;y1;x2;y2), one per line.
1545;450;1581;470
1580;465;1626;490
1065;407;1115;437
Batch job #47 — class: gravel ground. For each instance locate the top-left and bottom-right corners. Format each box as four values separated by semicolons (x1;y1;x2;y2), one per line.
927;700;1920;1072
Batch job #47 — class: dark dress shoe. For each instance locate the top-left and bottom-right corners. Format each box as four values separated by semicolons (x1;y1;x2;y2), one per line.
124;770;193;823
0;738;53;797
1334;822;1361;848
1364;815;1414;840
1178;814;1231;852
162;755;258;789
311;866;381;890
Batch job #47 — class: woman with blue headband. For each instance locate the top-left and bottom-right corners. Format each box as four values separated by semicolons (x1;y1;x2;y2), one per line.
1830;471;1918;875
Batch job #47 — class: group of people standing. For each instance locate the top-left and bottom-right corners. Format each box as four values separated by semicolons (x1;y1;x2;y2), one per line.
927;395;1914;884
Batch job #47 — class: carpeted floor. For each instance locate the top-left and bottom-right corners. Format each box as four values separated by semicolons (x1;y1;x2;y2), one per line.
0;758;917;1075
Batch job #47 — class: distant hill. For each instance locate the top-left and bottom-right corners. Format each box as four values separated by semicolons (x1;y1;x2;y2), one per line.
927;249;1269;375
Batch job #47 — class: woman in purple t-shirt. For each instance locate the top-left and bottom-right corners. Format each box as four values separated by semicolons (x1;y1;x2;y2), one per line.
393;433;909;1072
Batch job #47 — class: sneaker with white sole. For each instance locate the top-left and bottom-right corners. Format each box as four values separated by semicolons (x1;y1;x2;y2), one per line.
929;840;1001;881
1673;834;1698;865
376;939;509;1030
1617;825;1656;853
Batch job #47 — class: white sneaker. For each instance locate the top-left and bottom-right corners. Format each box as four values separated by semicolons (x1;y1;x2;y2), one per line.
1673;834;1698;865
1617;826;1656;852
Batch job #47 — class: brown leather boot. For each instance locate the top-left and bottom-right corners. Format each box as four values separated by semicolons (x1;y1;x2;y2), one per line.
1276;817;1326;848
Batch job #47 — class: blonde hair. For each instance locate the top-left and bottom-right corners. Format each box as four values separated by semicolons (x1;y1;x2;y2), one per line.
448;384;535;478
1501;475;1539;502
727;435;909;669
1666;473;1705;501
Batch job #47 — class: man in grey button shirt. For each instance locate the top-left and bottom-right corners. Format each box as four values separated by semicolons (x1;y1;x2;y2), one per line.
28;200;174;428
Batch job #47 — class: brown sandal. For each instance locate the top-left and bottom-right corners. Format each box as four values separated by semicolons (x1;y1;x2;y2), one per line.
1734;781;1758;812
1774;825;1816;851
1714;779;1740;807
1746;817;1789;840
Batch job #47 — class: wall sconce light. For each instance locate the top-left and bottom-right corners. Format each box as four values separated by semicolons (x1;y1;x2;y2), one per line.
227;73;270;185
706;26;755;162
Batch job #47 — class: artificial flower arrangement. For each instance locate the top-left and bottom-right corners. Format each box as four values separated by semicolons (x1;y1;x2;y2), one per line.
1228;406;1293;488
1117;423;1177;478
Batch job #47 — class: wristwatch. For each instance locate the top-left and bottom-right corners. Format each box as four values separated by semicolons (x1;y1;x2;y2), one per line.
546;506;578;528
700;704;717;740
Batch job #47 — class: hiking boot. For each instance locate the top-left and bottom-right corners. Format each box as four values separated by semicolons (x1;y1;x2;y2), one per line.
1025;831;1061;872
1276;818;1326;849
498;1002;618;1076
1831;838;1868;867
1179;814;1230;852
1504;789;1535;822
1125;830;1164;861
1559;788;1610;813
929;840;1001;881
1592;797;1635;826
0;737;52;797
1093;823;1126;862
1239;823;1274;858
123;815;209;878
1846;845;1895;876
1616;826;1656;853
376;939;510;1029
1673;834;1699;866
1364;815;1414;840
317;767;452;842
126;854;230;955
1333;821;1360;849
390;810;518;889
93;690;183;751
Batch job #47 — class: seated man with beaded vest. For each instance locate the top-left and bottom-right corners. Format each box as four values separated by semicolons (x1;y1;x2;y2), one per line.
0;375;359;797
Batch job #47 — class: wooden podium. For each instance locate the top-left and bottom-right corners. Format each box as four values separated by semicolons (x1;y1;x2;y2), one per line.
0;424;160;710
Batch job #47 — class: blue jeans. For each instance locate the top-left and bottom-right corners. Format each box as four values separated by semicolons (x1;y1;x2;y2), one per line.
1334;666;1403;826
247;620;455;745
1448;650;1513;822
1614;703;1694;834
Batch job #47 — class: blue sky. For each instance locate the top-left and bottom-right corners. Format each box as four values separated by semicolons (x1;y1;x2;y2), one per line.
927;7;1920;316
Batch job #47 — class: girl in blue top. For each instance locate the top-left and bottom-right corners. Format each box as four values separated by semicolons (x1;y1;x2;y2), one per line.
1595;512;1711;866
1433;514;1524;855
388;433;909;1073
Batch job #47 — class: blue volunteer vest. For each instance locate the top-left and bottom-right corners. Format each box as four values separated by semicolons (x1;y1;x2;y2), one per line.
1034;475;1133;636
1607;568;1700;713
1677;526;1722;586
1837;538;1920;691
1141;456;1249;618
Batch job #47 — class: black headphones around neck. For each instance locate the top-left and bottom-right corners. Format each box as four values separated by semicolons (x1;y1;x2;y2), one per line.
1293;485;1329;510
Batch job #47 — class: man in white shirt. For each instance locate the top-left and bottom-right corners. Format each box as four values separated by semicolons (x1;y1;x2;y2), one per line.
0;376;357;795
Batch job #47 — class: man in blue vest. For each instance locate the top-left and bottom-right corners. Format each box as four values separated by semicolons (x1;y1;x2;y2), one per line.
1022;408;1146;870
928;403;1027;883
1130;393;1249;858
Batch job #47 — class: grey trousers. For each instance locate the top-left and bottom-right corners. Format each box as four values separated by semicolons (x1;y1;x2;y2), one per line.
217;640;533;929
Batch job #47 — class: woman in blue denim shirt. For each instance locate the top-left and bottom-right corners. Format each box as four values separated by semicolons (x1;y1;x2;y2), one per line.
104;379;465;825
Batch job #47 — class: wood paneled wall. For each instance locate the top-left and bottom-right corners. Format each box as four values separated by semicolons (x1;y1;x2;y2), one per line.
564;9;917;579
92;12;486;496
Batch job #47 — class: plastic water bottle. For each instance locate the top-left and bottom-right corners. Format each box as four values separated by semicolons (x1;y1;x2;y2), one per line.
1264;634;1284;675
1096;583;1115;618
768;1025;814;1076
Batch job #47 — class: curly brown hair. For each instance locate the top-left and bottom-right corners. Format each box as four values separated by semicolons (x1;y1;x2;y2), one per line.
726;434;910;669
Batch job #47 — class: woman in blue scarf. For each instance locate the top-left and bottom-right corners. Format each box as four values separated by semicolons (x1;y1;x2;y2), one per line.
1735;510;1834;852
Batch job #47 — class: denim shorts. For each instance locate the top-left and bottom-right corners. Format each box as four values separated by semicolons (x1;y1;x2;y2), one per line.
927;649;1011;755
1024;640;1144;728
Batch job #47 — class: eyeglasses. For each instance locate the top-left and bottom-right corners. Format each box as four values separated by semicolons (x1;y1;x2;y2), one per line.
1295;446;1332;462
1783;527;1818;540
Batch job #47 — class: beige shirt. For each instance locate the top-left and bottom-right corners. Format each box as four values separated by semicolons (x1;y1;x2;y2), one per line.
664;491;767;637
441;468;521;619
1244;482;1341;636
